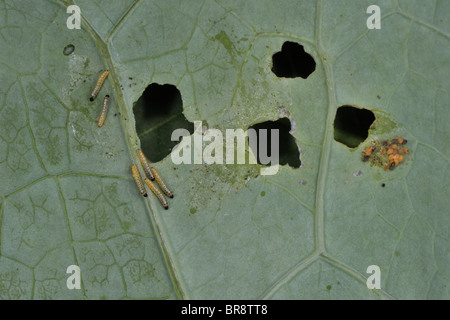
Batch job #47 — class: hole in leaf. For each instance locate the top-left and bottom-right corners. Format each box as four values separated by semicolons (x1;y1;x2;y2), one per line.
333;106;375;148
133;83;194;162
271;41;316;79
248;118;301;168
63;44;75;56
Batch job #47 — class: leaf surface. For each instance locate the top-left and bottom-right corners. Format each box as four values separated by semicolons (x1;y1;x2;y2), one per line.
0;0;448;299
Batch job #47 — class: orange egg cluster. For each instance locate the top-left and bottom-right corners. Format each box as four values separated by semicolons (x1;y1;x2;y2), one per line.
361;137;409;170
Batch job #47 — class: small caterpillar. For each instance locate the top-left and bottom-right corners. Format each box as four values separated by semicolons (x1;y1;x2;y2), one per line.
90;70;109;101
131;165;147;197
144;178;168;210
97;95;110;127
150;167;173;198
137;149;155;180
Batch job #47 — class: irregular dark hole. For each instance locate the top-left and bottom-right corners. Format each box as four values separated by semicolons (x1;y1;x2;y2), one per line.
248;118;301;168
333;106;375;148
133;83;194;162
63;44;75;56
271;41;316;79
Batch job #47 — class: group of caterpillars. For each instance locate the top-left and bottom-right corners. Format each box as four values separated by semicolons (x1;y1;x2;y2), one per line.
361;137;409;170
90;70;110;127
132;149;174;210
89;70;173;209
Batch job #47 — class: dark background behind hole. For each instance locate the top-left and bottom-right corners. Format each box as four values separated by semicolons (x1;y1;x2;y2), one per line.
333;106;375;148
249;118;301;168
271;41;316;79
134;83;194;162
